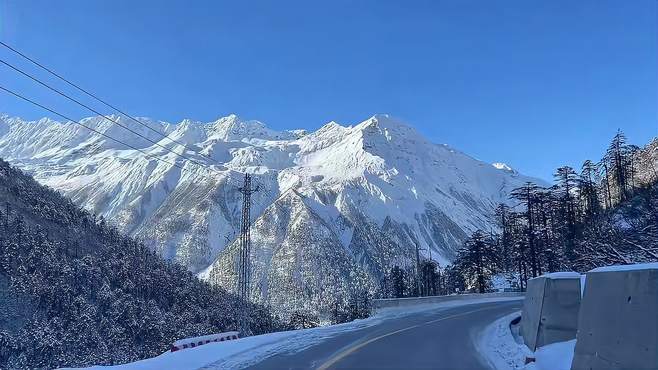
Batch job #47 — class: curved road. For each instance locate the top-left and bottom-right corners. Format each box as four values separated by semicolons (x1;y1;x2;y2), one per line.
251;299;522;370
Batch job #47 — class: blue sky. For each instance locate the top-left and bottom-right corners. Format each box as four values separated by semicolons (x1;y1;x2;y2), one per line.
1;0;656;180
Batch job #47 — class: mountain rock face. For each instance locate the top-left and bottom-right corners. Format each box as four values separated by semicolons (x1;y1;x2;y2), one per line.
0;113;542;314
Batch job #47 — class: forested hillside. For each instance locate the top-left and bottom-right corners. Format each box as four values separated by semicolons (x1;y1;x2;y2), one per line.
0;159;280;369
449;132;658;292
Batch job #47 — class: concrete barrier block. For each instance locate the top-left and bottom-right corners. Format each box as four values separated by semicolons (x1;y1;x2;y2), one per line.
521;272;582;351
571;263;658;370
372;292;524;310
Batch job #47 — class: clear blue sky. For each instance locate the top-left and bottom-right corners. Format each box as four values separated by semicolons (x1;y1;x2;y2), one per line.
1;0;656;180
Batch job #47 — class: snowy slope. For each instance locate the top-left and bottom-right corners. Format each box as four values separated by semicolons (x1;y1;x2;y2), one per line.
0;113;543;313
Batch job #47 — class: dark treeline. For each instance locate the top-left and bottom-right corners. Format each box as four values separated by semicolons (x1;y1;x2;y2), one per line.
0;159;282;369
378;256;473;299
450;132;658;292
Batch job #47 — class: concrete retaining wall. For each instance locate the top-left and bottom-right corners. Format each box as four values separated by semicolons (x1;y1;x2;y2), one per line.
372;292;524;310
571;266;658;370
521;273;582;351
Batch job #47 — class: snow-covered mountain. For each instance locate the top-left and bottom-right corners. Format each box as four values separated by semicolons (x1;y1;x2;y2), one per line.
0;113;542;314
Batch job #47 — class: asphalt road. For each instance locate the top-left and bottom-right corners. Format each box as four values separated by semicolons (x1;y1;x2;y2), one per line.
251;299;522;370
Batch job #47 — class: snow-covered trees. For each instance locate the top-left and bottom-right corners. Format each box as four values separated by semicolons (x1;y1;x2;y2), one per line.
452;231;499;293
0;159;281;369
447;132;658;290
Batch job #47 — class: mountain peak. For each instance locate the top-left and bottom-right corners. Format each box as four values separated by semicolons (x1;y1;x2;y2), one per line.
356;114;419;135
492;162;515;172
318;120;346;131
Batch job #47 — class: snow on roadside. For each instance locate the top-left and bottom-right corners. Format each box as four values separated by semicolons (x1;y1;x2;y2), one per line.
526;340;576;370
66;296;522;370
477;310;576;370
476;311;529;370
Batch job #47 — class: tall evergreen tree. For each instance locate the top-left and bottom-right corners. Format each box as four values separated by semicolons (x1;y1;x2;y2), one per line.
579;160;601;221
453;231;499;293
510;182;541;277
554;166;578;264
606;130;630;203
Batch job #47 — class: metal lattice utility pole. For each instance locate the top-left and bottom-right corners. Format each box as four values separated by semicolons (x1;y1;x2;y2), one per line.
237;173;258;301
236;173;258;335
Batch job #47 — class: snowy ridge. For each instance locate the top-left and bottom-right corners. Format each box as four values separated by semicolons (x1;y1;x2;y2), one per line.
0;113;544;314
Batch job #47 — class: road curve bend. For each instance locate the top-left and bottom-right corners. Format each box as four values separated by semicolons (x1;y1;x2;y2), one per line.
252;299;522;370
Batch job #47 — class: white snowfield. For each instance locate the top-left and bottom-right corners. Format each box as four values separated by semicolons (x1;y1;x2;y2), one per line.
0;113;544;276
66;297;522;370
1;113;544;317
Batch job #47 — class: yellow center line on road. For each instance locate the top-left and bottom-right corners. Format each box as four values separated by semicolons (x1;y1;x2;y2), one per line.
315;306;497;370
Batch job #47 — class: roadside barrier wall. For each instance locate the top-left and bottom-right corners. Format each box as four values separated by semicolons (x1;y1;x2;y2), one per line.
170;331;240;352
520;272;582;351
571;264;658;370
372;292;524;310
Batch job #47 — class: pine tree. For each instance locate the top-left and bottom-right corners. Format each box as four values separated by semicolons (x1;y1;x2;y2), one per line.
554;166;578;264
606;130;630;204
579;160;601;221
510;182;542;277
452;230;499;293
389;266;406;298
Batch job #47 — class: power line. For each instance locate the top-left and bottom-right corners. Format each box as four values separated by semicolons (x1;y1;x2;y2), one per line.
0;58;216;174
0;40;281;242
0;41;280;211
0;50;277;211
2;83;275;244
0;41;228;168
0;84;216;183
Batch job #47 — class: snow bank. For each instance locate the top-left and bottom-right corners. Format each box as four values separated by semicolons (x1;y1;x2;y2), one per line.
530;340;576;370
478;311;576;370
68;296;522;370
476;311;530;370
76;331;298;370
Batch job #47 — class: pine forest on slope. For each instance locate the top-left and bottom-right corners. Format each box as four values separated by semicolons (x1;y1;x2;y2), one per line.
0;158;280;369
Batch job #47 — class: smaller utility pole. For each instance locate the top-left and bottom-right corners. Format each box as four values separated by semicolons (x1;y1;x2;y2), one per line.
414;240;422;297
428;248;433;296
